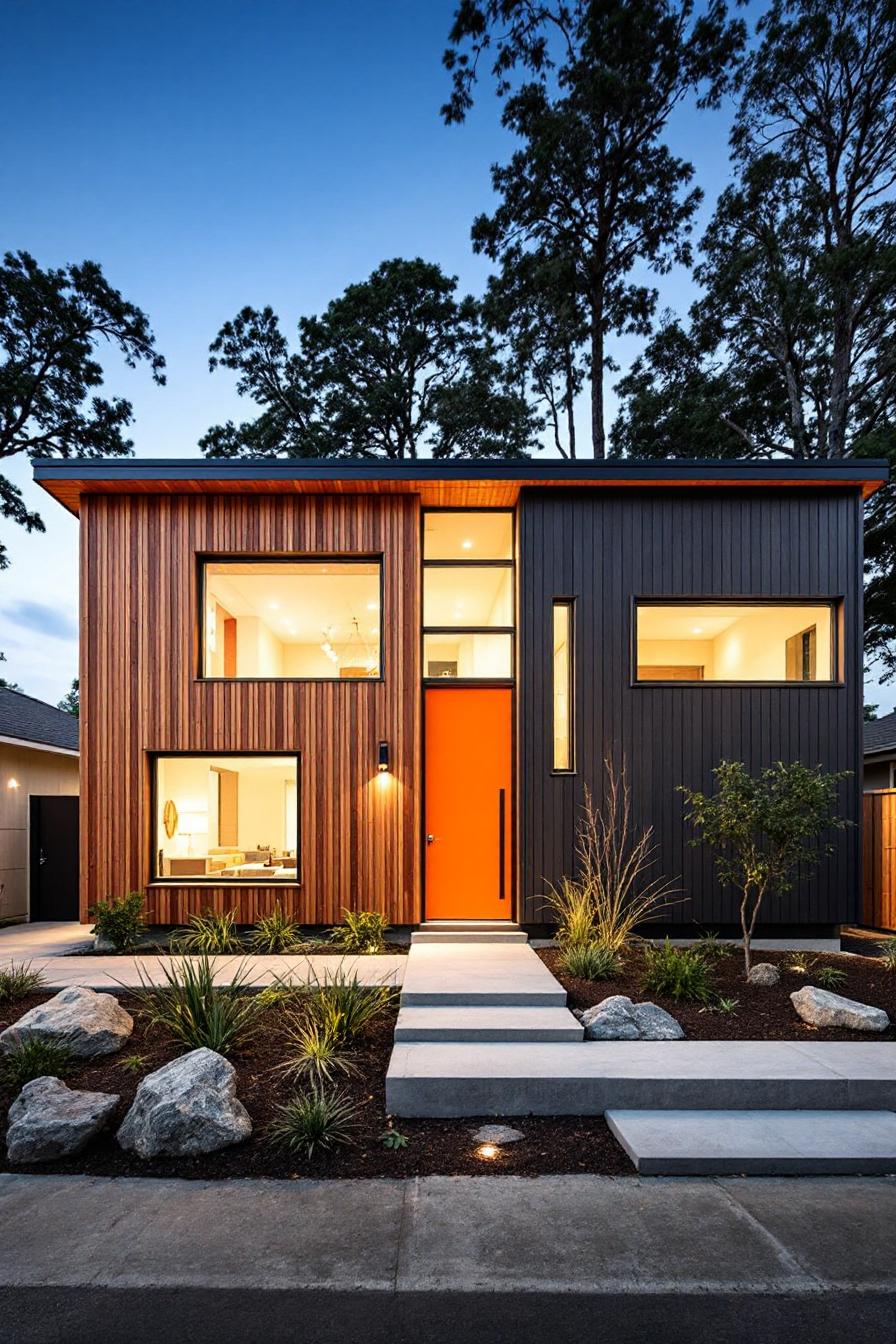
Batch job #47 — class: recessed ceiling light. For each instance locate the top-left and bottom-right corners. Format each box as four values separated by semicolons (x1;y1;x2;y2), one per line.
461;539;473;549
693;626;703;634
268;601;280;610
367;602;379;611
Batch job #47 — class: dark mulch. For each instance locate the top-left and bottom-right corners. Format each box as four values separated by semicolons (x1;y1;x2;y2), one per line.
0;992;628;1180
538;944;896;1041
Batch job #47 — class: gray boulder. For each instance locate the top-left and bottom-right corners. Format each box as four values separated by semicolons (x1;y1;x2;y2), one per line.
581;995;684;1041
747;962;781;987
117;1048;252;1158
6;1077;119;1164
472;1124;524;1145
790;985;890;1032
0;986;133;1058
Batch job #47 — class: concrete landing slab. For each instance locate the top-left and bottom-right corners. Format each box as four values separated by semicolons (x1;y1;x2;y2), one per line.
399;942;566;1007
606;1109;896;1175
386;1040;896;1117
411;931;529;943
394;1005;583;1042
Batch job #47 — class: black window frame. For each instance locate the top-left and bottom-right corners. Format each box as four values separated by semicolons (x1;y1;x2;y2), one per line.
196;553;385;684
149;750;302;886
631;596;843;687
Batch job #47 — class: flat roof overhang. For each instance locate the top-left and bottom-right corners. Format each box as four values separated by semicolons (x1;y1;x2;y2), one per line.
33;456;890;516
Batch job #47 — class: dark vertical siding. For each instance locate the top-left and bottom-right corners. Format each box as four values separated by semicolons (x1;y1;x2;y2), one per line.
518;488;863;928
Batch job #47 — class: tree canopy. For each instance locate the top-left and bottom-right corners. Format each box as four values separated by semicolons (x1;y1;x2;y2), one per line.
0;250;165;568
447;0;745;456
201;258;538;460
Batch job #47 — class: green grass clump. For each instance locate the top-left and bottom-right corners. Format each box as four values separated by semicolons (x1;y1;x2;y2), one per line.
247;905;303;954
544;877;596;949
303;970;397;1045
174;909;243;955
278;1010;358;1084
129;954;266;1055
329;910;390;955
559;942;622;981
877;937;896;972
0;962;46;1003
268;1084;360;1158
641;939;714;1003
1;1038;72;1090
815;965;848;990
695;931;733;962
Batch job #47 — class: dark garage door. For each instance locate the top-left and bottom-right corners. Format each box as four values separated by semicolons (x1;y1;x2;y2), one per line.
29;795;79;921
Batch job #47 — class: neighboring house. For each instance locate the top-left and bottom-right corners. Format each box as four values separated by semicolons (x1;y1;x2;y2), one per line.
35;456;888;936
0;687;79;922
864;711;896;790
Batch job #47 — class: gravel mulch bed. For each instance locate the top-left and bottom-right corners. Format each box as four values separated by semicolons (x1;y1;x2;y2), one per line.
538;944;896;1041
0;991;628;1180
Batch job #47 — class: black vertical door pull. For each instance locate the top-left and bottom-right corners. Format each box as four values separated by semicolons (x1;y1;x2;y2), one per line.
498;787;506;900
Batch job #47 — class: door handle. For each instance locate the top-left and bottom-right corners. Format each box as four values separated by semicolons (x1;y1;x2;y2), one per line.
498;788;506;900
426;834;436;846
39;848;48;867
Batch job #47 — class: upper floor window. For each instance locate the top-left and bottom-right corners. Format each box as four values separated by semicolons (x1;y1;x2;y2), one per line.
634;601;837;683
201;559;382;680
422;511;514;680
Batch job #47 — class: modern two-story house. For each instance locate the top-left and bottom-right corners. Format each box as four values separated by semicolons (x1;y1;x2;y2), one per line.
35;456;888;936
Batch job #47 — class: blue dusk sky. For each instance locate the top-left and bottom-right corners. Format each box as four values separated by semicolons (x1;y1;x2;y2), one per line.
1;0;888;711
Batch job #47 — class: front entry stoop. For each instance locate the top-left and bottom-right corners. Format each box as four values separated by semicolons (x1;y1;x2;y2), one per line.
411;922;529;944
388;940;583;1062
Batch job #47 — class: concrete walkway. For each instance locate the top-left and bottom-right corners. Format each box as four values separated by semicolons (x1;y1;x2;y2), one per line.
0;1172;894;1342
0;921;407;989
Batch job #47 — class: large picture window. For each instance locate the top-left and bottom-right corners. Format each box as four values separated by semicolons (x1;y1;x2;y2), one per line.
634;602;837;683
201;559;382;680
153;754;299;881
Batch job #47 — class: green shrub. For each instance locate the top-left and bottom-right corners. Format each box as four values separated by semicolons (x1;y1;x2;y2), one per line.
0;962;46;1003
878;937;896;972
544;877;595;949
1;1038;72;1089
302;970;396;1045
89;892;146;952
247;905;303;954
268;1084;360;1157
330;910;390;954
174;909;243;954
815;965;848;990
559;941;622;981
129;954;266;1055
277;1008;358;1084
641;939;714;1003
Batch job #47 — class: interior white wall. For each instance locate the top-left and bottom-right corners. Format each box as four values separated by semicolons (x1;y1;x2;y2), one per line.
713;607;832;680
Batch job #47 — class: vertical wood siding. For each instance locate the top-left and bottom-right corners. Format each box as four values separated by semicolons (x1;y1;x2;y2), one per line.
863;790;896;931
518;488;863;928
80;492;421;925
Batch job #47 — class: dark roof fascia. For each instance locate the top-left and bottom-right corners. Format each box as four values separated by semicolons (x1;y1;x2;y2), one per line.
32;457;891;488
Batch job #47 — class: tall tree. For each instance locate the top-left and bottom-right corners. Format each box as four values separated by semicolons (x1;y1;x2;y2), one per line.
0;250;165;568
483;247;587;457
202;258;538;460
57;678;79;717
446;0;745;457
611;0;896;668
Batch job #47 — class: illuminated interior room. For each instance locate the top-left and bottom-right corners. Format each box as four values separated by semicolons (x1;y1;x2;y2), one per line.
203;560;381;679
154;754;299;879
635;603;834;682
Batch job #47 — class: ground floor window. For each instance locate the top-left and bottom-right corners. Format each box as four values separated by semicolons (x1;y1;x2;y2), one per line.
153;754;299;880
634;602;836;683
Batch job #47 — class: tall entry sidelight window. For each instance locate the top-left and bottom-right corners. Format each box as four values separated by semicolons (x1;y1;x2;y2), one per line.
552;601;574;772
422;511;514;680
153;754;299;881
634;601;838;683
201;559;382;680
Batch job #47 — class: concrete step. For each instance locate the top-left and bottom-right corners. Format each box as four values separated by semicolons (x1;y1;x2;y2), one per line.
411;930;529;944
385;1040;896;1118
394;1005;584;1042
400;943;566;1007
606;1109;896;1175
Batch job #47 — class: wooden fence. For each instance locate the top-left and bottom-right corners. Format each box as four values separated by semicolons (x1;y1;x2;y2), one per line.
863;790;896;931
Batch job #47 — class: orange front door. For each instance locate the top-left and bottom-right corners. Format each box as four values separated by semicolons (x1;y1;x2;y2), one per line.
424;687;512;920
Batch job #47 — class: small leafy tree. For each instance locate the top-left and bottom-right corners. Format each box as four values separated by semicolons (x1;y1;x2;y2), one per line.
57;678;79;717
680;761;851;975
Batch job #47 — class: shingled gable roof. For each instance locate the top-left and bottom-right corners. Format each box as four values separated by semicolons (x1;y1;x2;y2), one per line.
0;687;79;752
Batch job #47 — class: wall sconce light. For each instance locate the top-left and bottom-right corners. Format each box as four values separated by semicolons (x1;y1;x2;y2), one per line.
7;778;19;790
378;740;389;773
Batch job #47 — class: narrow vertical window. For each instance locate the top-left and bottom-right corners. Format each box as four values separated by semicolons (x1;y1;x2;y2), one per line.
552;601;573;772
